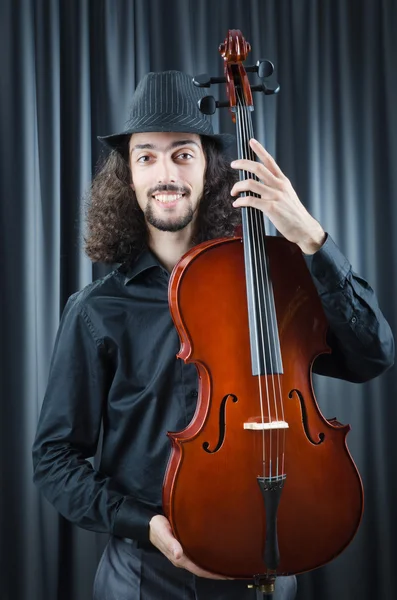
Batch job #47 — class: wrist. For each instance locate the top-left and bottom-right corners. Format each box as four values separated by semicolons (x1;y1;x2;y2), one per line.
298;225;326;255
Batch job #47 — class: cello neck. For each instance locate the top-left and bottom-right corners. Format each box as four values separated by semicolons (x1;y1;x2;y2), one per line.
234;89;283;377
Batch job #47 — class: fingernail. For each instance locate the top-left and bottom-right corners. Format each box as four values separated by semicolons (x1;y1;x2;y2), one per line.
230;161;237;167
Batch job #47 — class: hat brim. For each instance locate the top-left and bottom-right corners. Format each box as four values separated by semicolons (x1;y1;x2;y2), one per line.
97;129;236;158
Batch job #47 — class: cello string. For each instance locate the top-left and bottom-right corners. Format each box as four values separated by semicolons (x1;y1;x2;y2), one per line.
238;91;284;480
244;107;281;480
236;91;272;478
239;102;272;478
235;95;268;474
244;110;282;479
262;210;287;475
249;125;287;477
246;112;287;479
241;97;281;480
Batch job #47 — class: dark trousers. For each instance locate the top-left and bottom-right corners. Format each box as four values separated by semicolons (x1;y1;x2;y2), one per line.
93;537;297;600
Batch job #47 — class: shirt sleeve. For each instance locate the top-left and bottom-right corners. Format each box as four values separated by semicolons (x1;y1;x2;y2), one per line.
303;234;394;382
32;294;157;542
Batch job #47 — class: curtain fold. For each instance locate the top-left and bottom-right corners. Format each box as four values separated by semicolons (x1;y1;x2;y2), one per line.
1;1;395;599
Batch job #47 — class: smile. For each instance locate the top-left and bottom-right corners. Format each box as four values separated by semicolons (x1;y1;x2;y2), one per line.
152;193;185;204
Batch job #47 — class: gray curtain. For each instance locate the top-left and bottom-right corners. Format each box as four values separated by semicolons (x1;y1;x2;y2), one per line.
1;1;396;599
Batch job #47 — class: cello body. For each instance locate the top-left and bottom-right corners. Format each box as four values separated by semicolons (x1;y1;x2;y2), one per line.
163;235;363;578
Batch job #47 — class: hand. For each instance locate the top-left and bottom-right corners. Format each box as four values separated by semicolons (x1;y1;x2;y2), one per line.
149;514;231;580
230;138;326;255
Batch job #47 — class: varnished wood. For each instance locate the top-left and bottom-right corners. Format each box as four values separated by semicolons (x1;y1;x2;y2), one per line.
163;236;363;578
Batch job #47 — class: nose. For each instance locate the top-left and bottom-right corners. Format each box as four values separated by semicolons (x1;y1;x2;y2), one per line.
156;155;177;183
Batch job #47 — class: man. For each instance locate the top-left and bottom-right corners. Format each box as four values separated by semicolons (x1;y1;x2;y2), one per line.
33;71;394;600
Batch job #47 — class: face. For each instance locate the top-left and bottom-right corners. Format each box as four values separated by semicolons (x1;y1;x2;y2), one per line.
128;132;206;233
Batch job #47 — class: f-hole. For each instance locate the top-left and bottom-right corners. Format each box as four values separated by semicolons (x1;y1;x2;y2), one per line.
289;388;325;445
202;394;238;453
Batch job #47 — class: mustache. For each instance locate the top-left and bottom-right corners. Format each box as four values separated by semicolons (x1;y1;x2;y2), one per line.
148;184;190;197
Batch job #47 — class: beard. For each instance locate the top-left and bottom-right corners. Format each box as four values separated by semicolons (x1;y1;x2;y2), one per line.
143;183;200;232
144;200;195;232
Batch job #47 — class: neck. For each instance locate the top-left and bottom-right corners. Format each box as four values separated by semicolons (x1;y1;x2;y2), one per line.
147;225;195;272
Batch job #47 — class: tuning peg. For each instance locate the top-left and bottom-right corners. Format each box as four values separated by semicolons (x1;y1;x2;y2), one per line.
243;60;274;78
244;65;259;73
257;60;274;79
193;74;227;88
198;96;230;115
198;96;216;114
251;82;280;95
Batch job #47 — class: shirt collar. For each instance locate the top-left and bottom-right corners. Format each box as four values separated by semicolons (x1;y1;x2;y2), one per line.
121;249;168;284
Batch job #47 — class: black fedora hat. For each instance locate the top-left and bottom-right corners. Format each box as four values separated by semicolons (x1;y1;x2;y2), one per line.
98;71;235;156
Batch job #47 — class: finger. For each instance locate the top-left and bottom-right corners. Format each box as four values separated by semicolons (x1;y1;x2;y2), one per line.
175;554;232;580
232;194;268;211
249;138;285;179
150;516;233;580
231;158;279;187
154;517;184;560
231;179;276;199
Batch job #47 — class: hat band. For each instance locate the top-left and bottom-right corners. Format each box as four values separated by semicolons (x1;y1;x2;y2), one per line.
125;112;213;134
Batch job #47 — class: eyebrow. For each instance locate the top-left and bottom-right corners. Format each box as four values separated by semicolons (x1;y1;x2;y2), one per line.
130;139;200;154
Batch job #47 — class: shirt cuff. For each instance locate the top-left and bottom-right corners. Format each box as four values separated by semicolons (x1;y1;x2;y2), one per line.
303;234;351;294
112;496;159;543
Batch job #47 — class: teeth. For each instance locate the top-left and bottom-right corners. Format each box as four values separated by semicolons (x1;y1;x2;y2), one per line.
154;194;183;203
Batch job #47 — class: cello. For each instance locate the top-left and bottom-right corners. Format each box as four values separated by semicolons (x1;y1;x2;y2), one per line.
163;29;363;596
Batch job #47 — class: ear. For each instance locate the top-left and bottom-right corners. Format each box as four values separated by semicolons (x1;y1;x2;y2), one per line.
130;182;135;191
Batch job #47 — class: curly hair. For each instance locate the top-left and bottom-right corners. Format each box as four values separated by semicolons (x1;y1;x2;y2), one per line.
85;137;241;264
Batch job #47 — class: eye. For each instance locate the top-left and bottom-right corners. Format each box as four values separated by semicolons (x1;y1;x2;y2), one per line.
137;155;151;163
175;152;194;161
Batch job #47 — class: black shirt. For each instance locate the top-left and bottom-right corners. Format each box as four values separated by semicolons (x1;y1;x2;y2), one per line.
32;235;394;543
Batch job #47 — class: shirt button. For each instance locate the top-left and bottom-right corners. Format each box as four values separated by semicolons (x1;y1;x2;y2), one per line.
189;390;198;399
351;316;357;324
